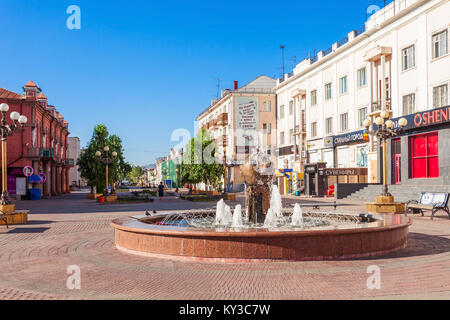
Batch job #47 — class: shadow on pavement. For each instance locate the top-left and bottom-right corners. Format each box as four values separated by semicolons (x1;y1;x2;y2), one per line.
6;227;50;234
352;232;450;260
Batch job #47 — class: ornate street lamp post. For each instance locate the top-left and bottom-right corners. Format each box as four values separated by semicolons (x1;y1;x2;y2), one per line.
161;167;168;188
0;103;27;207
95;146;117;195
364;110;408;211
175;167;179;192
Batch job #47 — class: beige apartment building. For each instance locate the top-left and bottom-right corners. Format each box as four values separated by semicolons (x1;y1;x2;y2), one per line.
197;76;277;192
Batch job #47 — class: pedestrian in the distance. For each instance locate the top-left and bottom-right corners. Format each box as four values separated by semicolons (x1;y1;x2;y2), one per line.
158;182;165;200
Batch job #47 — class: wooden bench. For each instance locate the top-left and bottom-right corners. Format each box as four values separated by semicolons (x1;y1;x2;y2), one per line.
406;192;450;220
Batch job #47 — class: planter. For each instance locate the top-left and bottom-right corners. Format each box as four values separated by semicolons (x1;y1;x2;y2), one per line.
86;193;103;200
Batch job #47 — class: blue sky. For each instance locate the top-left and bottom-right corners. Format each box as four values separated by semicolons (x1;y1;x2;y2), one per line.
0;0;384;166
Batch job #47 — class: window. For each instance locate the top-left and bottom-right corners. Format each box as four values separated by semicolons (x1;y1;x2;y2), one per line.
279;105;285;119
339;76;347;94
325;83;332;100
432;29;448;59
263;101;271;112
433;84;448;108
311;90;317;106
410;132;439;178
402;93;416;115
402;45;415;71
279;131;285;145
357;68;366;88
358;107;368;127
311;122;317;138
289;101;294;115
289;129;294;144
340;113;348;131
263;123;271;134
325;117;333;135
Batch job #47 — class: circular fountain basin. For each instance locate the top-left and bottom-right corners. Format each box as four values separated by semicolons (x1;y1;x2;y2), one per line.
111;211;411;262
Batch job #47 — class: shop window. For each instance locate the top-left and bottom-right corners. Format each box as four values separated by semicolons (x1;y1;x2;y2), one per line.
409;132;439;179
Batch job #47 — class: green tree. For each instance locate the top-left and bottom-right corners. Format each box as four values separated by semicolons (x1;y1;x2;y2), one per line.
78;124;131;193
181;129;224;190
127;165;144;184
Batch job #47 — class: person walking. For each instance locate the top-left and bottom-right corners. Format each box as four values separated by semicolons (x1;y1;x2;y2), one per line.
158;182;165;200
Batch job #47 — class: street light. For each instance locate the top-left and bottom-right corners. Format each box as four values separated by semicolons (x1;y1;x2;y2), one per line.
161;167;168;188
96;146;117;195
0;103;27;206
364;112;408;197
175;167;179;193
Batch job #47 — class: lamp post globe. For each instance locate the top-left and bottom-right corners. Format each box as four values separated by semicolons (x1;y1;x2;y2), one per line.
18;115;28;124
385;120;394;129
10;112;20;121
380;110;390;119
104;146;110;152
112;151;118;157
0;103;9;112
398;117;408;128
95;151;101;157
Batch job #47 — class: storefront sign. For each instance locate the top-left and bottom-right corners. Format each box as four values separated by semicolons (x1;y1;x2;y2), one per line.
323;136;334;147
305;166;317;174
374;105;450;131
333;130;369;146
319;168;368;176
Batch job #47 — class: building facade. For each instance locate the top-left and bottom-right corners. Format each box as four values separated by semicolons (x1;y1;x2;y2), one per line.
67;137;84;188
0;81;74;199
197;76;277;192
275;0;450;194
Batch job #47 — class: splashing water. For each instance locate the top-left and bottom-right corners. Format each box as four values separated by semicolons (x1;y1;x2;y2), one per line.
269;185;283;219
291;203;304;227
215;199;232;225
232;205;243;228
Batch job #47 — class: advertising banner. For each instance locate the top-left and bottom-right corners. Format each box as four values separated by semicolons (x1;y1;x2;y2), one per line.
235;96;259;148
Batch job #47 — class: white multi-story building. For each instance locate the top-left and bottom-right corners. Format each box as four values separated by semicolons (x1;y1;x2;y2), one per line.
275;0;450;195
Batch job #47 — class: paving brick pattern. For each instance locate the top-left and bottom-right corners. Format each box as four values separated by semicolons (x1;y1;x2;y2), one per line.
0;192;449;300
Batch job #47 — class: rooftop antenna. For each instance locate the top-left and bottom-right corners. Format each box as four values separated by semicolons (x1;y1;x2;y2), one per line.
214;78;222;98
280;45;285;78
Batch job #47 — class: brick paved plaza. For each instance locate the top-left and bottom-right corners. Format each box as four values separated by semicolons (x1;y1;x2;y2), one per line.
0;192;449;300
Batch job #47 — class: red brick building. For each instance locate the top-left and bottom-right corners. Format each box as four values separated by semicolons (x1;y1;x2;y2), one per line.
0;81;73;199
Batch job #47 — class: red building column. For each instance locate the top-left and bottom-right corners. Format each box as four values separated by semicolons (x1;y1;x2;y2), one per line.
56;166;62;194
51;164;57;195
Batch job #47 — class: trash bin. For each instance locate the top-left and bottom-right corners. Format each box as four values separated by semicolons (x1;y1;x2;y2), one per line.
295;190;300;196
98;196;105;204
30;188;42;200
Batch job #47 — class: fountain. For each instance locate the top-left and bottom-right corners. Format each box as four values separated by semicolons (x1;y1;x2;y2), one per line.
111;146;411;261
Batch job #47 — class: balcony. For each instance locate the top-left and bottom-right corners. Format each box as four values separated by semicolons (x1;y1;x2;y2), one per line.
294;124;306;135
62;158;75;166
370;98;392;115
26;148;40;158
217;113;228;126
39;148;55;159
278;145;294;157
